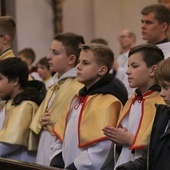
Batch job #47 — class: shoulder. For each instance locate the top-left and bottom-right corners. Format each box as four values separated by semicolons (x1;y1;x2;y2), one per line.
16;100;38;108
155;104;168;114
68;78;83;90
88;94;122;105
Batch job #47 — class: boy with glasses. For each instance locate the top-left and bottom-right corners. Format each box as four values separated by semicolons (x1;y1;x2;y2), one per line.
0;16;16;60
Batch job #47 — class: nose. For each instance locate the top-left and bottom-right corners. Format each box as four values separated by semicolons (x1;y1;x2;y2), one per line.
126;66;130;75
47;52;52;59
141;22;146;30
37;67;41;73
76;62;81;70
160;88;166;98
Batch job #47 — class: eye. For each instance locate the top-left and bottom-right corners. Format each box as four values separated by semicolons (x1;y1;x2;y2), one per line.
161;84;170;90
0;76;4;80
83;61;89;65
131;64;138;68
49;49;60;56
52;50;60;55
145;21;153;25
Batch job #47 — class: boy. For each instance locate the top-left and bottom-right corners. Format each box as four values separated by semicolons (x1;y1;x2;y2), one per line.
49;44;128;169
37;56;53;90
30;32;85;166
141;4;170;59
116;57;170;170
102;44;165;169
0;57;46;163
18;48;42;80
0;16;16;60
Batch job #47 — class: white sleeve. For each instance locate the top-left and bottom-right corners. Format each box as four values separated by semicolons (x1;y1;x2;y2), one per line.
116;66;126;82
49;139;62;161
74;140;112;170
0;142;21;156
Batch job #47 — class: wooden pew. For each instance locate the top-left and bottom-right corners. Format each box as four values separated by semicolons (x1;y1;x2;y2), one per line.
0;157;66;170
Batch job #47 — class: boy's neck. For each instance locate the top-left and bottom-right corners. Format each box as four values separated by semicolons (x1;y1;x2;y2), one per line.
57;67;75;78
44;75;52;82
10;88;24;99
138;80;157;94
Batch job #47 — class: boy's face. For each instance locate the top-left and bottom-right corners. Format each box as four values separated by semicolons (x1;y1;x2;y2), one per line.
0;73;15;99
126;52;154;93
47;40;70;76
18;54;32;67
77;50;103;90
37;63;51;81
141;12;165;44
159;80;170;107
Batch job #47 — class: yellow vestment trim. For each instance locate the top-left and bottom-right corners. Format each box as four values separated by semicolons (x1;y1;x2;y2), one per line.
0;100;38;151
53;94;123;147
30;78;83;135
0;49;15;60
117;90;165;149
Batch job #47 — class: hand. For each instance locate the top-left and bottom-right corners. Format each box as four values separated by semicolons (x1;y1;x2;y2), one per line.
40;110;52;129
102;125;134;146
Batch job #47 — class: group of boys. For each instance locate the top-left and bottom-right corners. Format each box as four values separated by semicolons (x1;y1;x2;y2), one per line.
0;3;170;170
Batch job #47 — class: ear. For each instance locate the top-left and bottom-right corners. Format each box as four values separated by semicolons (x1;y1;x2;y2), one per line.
12;78;19;87
3;35;10;44
98;66;108;76
161;22;169;32
149;65;157;77
68;55;76;65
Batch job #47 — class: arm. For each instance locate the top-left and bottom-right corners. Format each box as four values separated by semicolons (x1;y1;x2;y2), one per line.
66;140;112;170
0;142;21;157
102;125;134;146
116;146;148;170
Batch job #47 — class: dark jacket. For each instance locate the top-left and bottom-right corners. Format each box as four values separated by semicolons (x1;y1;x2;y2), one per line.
116;104;170;170
12;80;46;106
79;74;128;106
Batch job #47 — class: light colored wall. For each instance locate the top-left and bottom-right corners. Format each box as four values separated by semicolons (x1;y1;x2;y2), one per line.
15;0;158;63
15;0;54;64
63;0;157;57
63;0;95;44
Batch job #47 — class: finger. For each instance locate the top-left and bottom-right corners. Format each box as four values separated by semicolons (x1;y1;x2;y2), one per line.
41;122;49;126
103;125;115;131
41;117;50;122
44;112;50;116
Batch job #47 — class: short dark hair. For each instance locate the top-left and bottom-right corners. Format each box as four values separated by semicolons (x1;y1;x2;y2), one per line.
0;58;29;88
141;4;170;24
79;44;114;74
91;38;108;46
18;48;36;63
128;44;164;67
54;32;85;66
38;57;50;70
0;16;16;42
